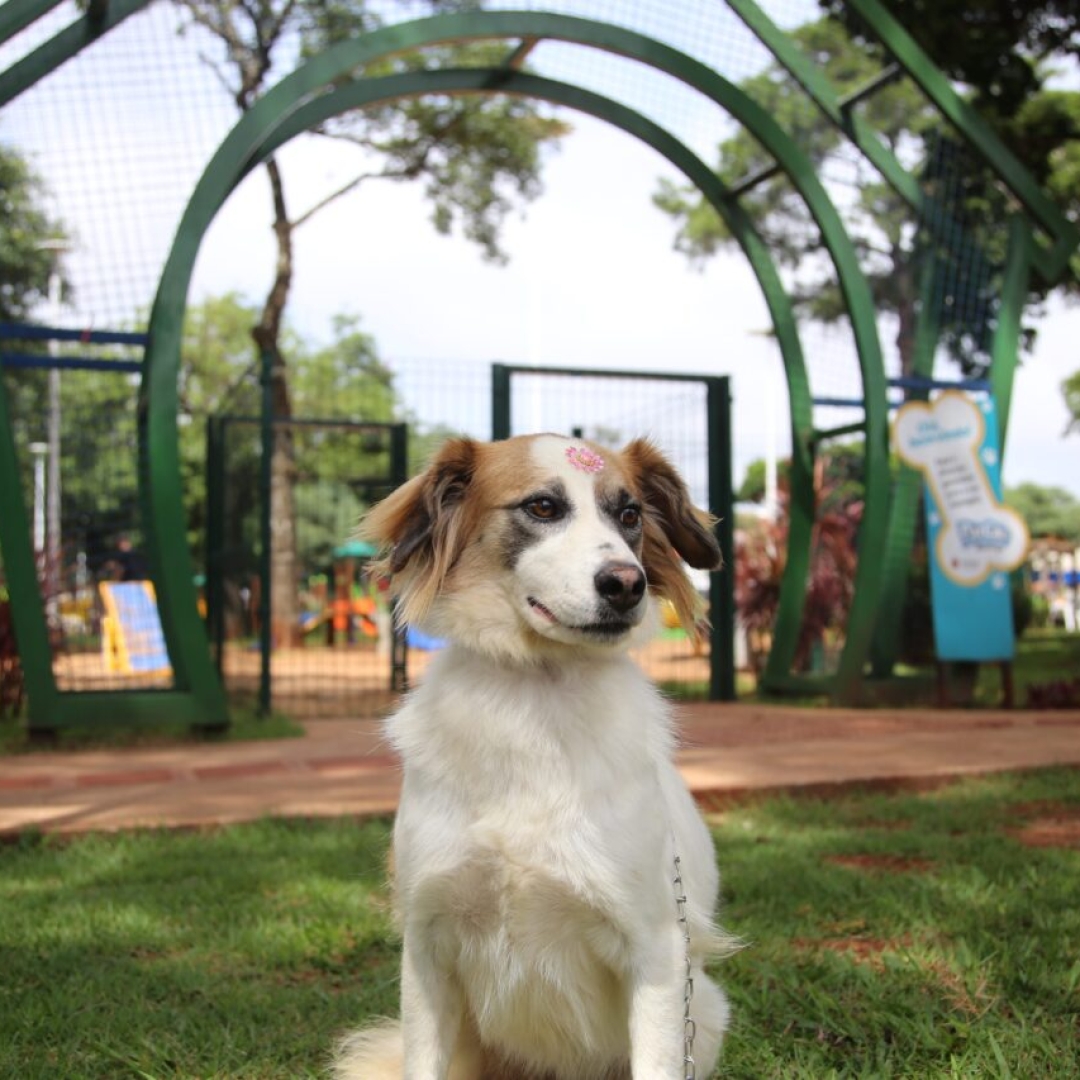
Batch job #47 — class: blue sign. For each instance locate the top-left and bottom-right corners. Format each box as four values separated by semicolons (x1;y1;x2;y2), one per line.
894;392;1029;662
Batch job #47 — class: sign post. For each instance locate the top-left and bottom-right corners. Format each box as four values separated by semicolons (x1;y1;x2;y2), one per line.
894;391;1029;691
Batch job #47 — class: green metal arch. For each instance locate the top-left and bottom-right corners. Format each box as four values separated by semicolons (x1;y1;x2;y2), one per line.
143;10;892;701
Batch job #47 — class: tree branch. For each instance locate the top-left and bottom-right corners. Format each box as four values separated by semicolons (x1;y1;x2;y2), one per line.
292;166;420;229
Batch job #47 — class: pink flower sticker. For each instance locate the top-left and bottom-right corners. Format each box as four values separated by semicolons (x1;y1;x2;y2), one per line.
565;445;605;474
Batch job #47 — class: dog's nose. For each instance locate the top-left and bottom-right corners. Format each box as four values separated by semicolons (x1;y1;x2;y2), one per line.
594;561;646;614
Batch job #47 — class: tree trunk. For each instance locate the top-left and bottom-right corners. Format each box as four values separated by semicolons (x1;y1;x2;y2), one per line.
894;262;919;379
252;157;301;648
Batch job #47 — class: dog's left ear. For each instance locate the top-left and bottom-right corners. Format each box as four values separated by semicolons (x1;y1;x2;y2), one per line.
621;439;722;639
359;438;478;626
622;439;721;569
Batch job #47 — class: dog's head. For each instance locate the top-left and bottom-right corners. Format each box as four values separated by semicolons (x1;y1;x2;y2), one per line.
360;434;721;663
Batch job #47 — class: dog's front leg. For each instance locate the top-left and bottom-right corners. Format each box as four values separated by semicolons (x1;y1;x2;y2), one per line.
400;933;463;1080
628;925;686;1079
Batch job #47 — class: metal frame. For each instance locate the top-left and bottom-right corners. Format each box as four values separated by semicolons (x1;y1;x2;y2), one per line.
2;2;1074;711
0;325;226;729
205;415;408;713
727;0;1076;694
492;363;735;701
138;12;892;710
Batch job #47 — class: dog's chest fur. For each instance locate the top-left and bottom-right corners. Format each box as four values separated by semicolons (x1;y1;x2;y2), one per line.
389;647;677;1069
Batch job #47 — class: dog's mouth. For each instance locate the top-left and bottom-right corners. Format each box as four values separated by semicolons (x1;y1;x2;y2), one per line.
527;597;634;638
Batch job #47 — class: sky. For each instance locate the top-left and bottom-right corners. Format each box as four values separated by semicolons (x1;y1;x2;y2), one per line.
189;112;1080;498
4;0;1077;500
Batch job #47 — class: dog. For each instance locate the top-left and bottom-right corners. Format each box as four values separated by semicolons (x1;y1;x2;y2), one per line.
333;433;731;1080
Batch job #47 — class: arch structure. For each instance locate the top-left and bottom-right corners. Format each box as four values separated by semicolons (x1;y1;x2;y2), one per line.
0;1;1076;725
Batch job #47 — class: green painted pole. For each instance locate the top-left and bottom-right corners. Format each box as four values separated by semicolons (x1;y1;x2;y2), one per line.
204;416;226;675
258;348;273;717
707;376;736;701
843;0;1078;282
0;0;150;108
0;0;65;49
491;363;511;441
990;216;1034;449
140;14;879;705
868;254;943;678
0;365;60;726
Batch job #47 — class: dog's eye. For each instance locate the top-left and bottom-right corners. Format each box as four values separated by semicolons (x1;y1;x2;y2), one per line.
619;505;642;529
523;497;563;521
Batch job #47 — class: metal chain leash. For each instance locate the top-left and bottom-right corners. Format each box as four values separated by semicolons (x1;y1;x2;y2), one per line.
672;853;696;1080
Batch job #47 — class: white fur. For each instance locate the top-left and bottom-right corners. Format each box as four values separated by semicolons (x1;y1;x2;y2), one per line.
334;436;730;1080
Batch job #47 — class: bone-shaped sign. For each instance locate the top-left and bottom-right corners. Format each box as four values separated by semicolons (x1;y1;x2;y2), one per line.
894;391;1028;586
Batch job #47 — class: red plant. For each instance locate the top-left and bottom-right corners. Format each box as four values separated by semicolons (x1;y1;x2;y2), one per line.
736;472;862;675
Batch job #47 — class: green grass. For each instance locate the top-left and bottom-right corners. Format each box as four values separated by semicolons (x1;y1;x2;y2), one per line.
2;769;1078;1078
975;628;1080;707
0;703;305;755
748;628;1080;708
714;768;1080;1077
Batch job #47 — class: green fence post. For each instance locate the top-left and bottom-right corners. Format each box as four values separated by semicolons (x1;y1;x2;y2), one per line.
707;376;736;701
491;363;511;441
257;348;273;717
204;416;226;676
0;365;59;724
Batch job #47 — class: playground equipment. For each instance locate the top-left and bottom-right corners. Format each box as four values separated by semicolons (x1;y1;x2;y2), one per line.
319;541;381;646
98;580;172;678
1;1;1076;729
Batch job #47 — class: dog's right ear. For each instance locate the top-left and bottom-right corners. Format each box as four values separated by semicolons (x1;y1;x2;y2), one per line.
359;438;478;624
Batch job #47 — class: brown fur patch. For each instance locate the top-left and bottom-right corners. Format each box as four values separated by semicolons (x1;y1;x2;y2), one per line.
360;435;720;639
620;439;721;639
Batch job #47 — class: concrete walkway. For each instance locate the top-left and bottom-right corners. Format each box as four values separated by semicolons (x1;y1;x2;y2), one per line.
2;703;1079;836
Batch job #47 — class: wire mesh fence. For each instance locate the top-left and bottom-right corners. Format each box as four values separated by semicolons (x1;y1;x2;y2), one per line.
194;356;729;719
498;363;730;701
0;356;173;695
2;0;1050;719
207;414;407;720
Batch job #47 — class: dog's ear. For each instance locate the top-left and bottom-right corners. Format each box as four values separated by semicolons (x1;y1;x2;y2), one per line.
359;438;478;625
621;438;722;639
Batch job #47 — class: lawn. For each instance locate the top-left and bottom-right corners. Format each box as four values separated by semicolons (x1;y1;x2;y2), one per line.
2;768;1078;1078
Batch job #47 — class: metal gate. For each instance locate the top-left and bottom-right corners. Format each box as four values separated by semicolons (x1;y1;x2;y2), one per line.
492;364;735;701
205;416;407;719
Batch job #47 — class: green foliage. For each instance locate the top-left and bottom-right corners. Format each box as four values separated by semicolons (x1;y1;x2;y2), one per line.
178;296;412;570
317;37;571;263
6;358;143;571
737;441;866;508
175;295;469;584
655;14;1080;376
1065;368;1080;436
1006;481;1080;542
0;145;67;322
178;0;568;263
822;0;1080;128
736;457;789;503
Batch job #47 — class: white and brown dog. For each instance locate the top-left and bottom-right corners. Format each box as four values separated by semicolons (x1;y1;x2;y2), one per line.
334;434;731;1080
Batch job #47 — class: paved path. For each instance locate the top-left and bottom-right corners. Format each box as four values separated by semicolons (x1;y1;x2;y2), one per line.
1;703;1078;836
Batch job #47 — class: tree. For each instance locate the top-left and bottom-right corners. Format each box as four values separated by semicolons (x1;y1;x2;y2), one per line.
175;295;464;603
737;442;865;508
821;0;1080;127
0;144;71;557
1006;482;1080;543
176;0;568;643
0;145;66;323
654;15;1080;377
1066;369;1080;436
736;470;861;675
